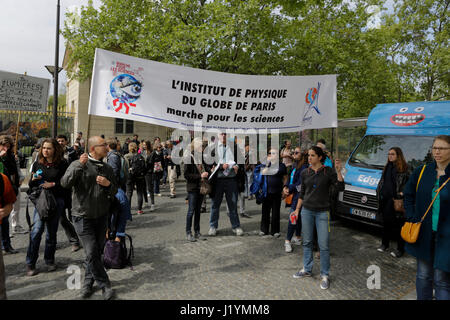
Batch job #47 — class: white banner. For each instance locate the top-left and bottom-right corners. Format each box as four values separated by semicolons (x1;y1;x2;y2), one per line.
0;70;50;112
88;49;337;133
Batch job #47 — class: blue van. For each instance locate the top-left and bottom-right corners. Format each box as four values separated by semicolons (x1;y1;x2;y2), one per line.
336;101;450;226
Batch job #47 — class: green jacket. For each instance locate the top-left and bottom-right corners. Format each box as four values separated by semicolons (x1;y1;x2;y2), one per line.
61;156;118;219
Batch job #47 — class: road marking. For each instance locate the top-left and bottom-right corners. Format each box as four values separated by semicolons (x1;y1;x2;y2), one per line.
6;280;58;297
215;241;243;249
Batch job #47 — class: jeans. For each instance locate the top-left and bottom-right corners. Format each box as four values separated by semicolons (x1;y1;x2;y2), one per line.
186;192;204;234
60;208;80;246
26;197;64;267
145;174;155;205
416;233;450;300
162;167;168;185
210;178;240;230
226;192;245;214
153;175;161;194
301;208;331;276
245;171;253;198
286;207;302;241
73;215;111;289
261;193;282;235
126;177;147;210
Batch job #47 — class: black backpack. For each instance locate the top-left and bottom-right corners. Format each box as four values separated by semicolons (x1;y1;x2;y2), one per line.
129;153;146;178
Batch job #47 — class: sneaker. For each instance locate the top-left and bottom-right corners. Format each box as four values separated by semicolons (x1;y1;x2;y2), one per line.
259;231;266;236
102;286;115;300
13;225;28;234
232;228;244;236
137;210;144;215
377;244;389;252
293;268;312;278
391;249;404;258
26;266;38;277
273;233;281;238
285;242;292;253
208;227;217;236
150;205;155;212
194;232;205;240
320;276;330;290
47;264;57;272
186;233;197;242
291;237;302;245
71;245;81;252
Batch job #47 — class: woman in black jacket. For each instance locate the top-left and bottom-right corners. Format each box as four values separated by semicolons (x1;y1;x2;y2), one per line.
26;138;68;276
184;138;210;242
147;142;165;197
376;147;409;258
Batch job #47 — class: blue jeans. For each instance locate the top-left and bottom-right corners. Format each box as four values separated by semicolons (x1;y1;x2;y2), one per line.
26;197;64;267
210;178;240;230
416;259;450;300
301;208;330;276
286;207;302;241
186;192;204;234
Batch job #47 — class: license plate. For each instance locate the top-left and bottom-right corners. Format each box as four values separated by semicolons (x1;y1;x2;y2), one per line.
350;208;376;220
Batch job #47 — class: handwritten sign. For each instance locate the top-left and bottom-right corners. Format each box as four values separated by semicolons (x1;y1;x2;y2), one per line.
0;70;50;112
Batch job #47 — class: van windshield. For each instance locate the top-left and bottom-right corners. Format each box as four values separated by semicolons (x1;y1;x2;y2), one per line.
349;135;434;171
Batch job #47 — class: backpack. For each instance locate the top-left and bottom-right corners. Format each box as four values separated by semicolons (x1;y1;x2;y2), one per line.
103;234;134;270
250;164;267;204
129;153;146;178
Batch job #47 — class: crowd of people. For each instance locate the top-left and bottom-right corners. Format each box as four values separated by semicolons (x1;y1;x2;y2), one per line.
0;132;449;300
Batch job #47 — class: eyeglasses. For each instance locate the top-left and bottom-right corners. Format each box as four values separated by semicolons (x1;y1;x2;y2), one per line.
432;147;450;151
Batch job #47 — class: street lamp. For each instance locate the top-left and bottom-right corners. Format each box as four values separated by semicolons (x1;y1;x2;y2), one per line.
46;0;61;138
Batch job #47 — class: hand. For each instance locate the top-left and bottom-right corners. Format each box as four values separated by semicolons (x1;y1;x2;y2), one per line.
96;176;111;187
334;159;342;172
262;168;269;175
42;181;55;189
0;203;13;219
222;163;229;170
115;237;121;242
233;166;238;174
79;153;88;165
292;209;299;217
0;148;7;158
201;172;209;179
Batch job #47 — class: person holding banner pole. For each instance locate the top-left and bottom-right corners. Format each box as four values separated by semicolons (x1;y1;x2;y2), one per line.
208;133;243;237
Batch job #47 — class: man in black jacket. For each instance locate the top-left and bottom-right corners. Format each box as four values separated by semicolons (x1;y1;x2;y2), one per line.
56;135;81;252
61;136;118;300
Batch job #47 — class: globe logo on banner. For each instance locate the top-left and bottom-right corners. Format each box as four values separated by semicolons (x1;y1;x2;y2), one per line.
109;74;142;114
302;82;321;125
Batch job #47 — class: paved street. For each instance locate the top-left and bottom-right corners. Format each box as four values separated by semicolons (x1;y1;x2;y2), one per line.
3;180;417;300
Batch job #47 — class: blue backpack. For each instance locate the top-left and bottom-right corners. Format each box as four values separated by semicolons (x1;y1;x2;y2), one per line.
250;164;267;204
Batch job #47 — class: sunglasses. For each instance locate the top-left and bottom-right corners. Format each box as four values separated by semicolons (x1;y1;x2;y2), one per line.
294;151;300;154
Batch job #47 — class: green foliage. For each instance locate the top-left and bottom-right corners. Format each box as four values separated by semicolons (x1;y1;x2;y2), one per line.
62;0;449;119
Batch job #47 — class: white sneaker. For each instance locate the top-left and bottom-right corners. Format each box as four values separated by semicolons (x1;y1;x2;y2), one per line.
156;193;162;197
233;228;244;236
150;205;155;212
273;233;281;238
285;242;292;253
208;227;217;236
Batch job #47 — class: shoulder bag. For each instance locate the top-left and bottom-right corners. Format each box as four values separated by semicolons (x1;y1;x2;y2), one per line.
401;165;449;243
